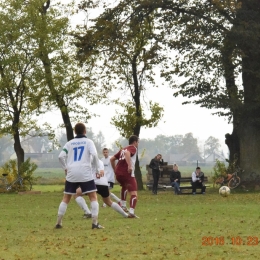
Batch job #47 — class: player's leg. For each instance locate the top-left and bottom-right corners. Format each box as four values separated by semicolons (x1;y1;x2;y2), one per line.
116;175;128;212
74;188;92;218
55;181;75;228
127;177;139;218
108;182;121;203
99;185;129;218
83;181;104;229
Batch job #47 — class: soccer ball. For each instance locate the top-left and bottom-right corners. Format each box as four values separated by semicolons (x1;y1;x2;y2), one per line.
219;186;230;197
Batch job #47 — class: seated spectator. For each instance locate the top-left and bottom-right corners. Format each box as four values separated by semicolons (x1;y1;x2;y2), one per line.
170;163;181;195
191;167;206;195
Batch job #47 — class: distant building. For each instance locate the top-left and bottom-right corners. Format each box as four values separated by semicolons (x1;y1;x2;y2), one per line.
204;151;226;163
169;153;204;165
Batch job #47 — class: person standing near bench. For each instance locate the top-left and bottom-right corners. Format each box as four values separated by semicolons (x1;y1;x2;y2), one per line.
191;167;206;195
170;163;181;195
149;154;164;195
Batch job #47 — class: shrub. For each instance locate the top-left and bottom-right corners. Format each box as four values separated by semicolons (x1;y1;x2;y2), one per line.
0;158;39;191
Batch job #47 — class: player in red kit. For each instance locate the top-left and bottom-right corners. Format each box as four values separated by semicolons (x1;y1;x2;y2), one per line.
110;135;139;218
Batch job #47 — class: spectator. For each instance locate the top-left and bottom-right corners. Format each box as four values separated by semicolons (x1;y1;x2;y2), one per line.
191;167;206;195
170;163;181;195
149;154;164;195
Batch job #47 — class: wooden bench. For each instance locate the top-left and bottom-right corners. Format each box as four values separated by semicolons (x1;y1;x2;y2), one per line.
146;176;209;194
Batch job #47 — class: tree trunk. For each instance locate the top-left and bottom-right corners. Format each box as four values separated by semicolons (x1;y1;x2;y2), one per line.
238;125;260;181
131;55;144;190
39;2;74;142
13;125;24;173
61;109;74;141
234;0;260;182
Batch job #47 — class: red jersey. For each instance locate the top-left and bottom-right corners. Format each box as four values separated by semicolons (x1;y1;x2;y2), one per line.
114;145;137;176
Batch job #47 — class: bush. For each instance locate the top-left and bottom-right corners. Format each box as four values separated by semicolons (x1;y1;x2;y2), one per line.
0;158;39;191
212;159;227;186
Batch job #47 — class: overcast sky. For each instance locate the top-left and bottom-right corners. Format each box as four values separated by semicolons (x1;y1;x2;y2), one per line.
45;83;232;155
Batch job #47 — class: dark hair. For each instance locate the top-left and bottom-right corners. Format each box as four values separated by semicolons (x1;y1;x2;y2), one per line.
129;135;139;145
196;167;201;170
74;123;86;135
103;148;108;151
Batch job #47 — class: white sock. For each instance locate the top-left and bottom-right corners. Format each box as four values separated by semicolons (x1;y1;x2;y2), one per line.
121;200;127;207
91;201;99;225
110;192;121;202
57;201;67;225
129;208;134;215
75;196;91;214
111;202;128;218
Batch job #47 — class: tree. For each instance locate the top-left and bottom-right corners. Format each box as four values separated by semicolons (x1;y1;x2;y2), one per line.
131;0;260;180
76;1;165;189
30;0;100;142
179;133;200;156
0;0;48;170
204;136;221;158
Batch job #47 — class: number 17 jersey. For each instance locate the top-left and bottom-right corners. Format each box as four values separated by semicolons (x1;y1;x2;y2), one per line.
59;136;99;182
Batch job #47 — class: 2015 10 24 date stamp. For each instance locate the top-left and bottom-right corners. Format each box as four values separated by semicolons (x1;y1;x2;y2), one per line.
202;236;258;246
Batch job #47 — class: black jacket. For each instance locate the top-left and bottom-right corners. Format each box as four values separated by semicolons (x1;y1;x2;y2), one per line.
170;170;181;184
149;158;164;171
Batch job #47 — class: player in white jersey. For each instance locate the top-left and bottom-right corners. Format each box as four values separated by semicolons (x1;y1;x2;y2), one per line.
75;158;132;218
100;148;121;207
55;123;104;229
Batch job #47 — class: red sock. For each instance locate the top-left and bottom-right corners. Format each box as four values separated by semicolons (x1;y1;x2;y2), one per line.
130;195;137;209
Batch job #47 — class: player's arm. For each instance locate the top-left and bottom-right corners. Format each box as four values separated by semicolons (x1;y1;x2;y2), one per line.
58;146;68;172
96;160;104;178
110;156;117;171
124;150;132;173
88;140;101;176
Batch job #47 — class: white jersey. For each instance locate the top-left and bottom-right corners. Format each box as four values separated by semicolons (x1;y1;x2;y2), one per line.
92;159;109;186
58;136;100;182
100;156;115;183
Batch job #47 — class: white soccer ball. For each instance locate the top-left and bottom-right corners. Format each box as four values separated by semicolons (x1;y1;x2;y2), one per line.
219;186;230;197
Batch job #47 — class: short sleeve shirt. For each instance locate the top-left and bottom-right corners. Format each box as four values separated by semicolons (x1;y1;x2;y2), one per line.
101;156;115;183
114;145;137;176
58;137;98;182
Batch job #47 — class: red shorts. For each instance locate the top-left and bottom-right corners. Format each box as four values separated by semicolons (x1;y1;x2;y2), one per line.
116;174;137;192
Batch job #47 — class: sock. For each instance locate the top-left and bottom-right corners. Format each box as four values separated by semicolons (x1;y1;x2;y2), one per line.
129;195;137;214
91;201;99;225
111;202;128;218
57;201;67;225
75;196;91;214
110;192;121;202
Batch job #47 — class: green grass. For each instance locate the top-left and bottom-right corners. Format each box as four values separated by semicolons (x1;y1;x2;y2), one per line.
1;187;260;260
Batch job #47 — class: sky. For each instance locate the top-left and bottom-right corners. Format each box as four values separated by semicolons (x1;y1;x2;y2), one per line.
45;0;233;155
44;83;232;155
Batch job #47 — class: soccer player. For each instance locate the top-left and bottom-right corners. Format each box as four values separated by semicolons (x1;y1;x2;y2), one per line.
75;158;130;218
100;148;121;207
110;135;139;218
55;122;104;229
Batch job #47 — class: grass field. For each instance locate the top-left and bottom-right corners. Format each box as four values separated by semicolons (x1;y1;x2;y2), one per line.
1;185;260;260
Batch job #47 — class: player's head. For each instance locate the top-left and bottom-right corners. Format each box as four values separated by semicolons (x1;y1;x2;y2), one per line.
173;163;178;171
129;135;139;147
102;148;109;158
74;123;86;135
